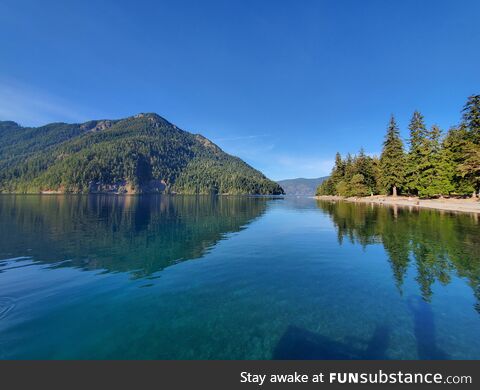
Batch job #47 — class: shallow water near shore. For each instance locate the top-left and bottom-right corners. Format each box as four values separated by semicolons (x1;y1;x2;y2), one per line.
0;195;479;359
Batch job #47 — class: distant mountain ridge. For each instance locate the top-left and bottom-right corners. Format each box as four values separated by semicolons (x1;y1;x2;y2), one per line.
277;177;328;196
0;113;283;195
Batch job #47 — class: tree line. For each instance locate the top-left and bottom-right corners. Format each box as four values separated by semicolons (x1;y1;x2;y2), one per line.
317;95;480;198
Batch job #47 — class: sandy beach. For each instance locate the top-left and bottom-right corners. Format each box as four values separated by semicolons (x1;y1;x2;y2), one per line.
316;195;480;215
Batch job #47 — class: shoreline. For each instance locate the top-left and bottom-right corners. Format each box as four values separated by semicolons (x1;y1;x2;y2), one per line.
316;195;480;215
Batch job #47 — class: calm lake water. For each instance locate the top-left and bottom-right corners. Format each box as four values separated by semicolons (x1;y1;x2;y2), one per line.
0;195;479;359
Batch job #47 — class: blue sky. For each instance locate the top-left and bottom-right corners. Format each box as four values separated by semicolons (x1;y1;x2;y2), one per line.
0;0;479;180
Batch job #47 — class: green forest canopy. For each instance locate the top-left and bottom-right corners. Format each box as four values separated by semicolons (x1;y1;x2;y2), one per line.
317;95;480;198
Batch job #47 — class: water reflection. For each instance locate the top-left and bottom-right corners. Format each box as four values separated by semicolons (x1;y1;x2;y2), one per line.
0;195;268;277
316;200;480;313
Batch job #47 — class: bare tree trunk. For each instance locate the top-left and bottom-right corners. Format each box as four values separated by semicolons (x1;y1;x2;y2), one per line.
472;190;477;199
392;185;397;197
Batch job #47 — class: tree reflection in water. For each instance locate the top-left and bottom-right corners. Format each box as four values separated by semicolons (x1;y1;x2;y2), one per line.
316;200;480;313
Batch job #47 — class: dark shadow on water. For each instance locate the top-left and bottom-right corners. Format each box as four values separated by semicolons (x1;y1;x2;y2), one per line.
273;324;391;359
363;325;391;359
407;296;449;359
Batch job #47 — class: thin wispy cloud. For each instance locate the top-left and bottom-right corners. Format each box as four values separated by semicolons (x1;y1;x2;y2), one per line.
215;134;268;142
213;132;333;180
0;78;86;126
272;155;334;180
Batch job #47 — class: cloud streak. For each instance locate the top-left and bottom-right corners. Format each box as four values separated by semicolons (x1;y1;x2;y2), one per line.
213;133;333;180
0;78;86;126
215;134;269;142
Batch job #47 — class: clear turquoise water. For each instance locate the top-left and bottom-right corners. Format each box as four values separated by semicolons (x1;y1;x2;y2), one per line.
0;195;479;359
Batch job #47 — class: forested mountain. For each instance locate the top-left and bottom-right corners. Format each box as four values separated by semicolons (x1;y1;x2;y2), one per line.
0;113;284;195
317;95;480;198
277;177;328;196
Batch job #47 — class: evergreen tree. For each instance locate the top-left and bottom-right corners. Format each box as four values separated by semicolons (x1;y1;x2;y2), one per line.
316;178;335;196
316;152;344;196
461;95;480;196
458;141;480;196
349;173;369;197
405;111;428;194
462;94;480;144
418;126;454;197
344;153;355;182
330;152;345;184
431;126;455;196
443;126;475;195
380;116;406;196
335;180;349;196
355;148;377;194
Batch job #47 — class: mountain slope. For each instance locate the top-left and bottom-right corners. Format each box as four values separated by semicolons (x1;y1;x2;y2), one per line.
277;177;328;196
0;113;284;195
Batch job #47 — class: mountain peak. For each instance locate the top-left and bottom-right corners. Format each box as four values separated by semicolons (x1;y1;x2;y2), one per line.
132;113;172;126
0;120;21;130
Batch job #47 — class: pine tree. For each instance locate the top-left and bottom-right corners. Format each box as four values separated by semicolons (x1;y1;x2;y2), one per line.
405;111;428;194
355;148;377;194
416;124;436;197
317;152;345;196
380;116;406;196
335;180;349;196
344;153;355;182
431;126;455;196
349;173;369;197
418;126;454;197
461;95;480;196
458;142;480;195
443;126;474;195
330;152;345;184
462;94;480;144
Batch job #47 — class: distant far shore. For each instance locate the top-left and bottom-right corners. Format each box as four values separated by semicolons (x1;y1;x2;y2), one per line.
316;195;480;215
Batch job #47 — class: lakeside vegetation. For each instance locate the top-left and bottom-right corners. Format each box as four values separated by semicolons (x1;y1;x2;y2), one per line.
317;95;480;199
0;114;283;195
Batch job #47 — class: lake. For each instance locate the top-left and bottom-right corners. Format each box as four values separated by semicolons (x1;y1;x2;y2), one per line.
0;195;479;359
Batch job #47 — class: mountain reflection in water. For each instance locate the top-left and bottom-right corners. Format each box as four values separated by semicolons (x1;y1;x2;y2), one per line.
0;196;479;359
0;195;268;277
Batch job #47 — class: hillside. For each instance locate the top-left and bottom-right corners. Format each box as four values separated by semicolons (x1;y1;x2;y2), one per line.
277;177;328;196
0;113;284;195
